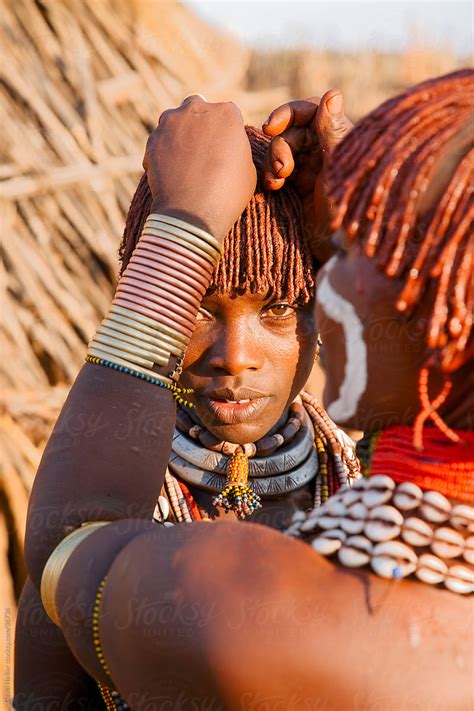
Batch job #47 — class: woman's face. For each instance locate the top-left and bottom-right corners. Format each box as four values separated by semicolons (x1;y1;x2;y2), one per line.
315;239;431;433
180;291;317;444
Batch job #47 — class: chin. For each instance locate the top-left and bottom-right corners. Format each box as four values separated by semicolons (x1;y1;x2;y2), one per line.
205;421;273;445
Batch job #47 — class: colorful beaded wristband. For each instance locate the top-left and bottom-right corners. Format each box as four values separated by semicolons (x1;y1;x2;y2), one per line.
86;356;194;406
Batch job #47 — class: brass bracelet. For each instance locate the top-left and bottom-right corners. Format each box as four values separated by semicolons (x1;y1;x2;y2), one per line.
109;304;188;347
40;521;110;626
99;323;172;362
105;312;184;355
92;331;169;368
150;212;222;253
142;225;220;264
88;339;155;369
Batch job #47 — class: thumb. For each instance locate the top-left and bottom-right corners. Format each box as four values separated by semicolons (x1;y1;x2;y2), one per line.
315;90;353;159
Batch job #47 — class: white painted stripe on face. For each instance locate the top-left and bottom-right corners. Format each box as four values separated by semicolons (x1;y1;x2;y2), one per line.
317;256;367;423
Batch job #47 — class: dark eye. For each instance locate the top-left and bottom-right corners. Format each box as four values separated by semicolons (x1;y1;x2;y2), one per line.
262;302;297;319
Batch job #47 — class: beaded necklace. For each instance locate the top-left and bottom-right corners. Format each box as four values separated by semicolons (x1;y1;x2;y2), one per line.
159;394;360;521
293;425;474;595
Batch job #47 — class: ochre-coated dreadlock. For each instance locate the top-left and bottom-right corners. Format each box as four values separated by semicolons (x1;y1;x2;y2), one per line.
327;69;473;368
119;126;315;305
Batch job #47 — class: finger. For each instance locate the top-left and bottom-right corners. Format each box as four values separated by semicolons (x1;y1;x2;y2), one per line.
268;136;295;179
263;175;286;191
315;89;354;158
265;128;316;181
263;97;321;136
278;127;316;156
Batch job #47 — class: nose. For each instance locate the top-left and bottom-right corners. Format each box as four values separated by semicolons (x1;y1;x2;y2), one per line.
207;320;264;376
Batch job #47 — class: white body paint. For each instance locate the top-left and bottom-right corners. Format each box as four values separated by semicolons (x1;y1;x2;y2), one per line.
317;255;368;423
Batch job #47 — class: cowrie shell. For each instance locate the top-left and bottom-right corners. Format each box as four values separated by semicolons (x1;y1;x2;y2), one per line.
415;553;448;585
290;510;307;524
341;518;365;535
163;521;174;528
364;505;403;542
463;536;474;565
419;491;451;523
371;541;417;579
401;517;433;547
300;515;321;533
338;535;372;567
393;482;423;511
340;502;368;534
362;475;395;508
352;478;368;491
336;484;351;494
326;500;348;517
444;564;474;595
318;515;342;530
158;495;170;521
450;504;474;533
431;527;465;559
312;529;346;556
342;488;363;506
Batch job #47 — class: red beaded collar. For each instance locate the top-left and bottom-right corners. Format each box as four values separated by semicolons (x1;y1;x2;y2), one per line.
369;425;474;503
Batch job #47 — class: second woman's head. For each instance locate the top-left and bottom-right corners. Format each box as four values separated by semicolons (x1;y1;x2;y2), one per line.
120;127;318;444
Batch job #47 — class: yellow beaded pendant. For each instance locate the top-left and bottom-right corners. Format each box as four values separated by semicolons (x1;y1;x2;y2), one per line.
212;450;262;519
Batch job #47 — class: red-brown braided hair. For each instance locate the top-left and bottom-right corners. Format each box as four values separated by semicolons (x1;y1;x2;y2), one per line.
119;126;315;305
327;68;473;369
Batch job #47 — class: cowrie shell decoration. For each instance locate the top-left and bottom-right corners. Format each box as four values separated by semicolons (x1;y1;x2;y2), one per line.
338;536;373;567
371;541;417;579
303;474;473;596
362;475;395;508
419;491;451;523
364;505;403;542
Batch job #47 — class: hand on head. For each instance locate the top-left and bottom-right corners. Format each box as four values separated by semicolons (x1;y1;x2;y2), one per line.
262;90;353;260
143;96;257;241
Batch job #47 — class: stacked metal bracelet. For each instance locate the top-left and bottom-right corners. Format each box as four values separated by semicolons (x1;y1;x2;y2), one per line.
87;214;221;401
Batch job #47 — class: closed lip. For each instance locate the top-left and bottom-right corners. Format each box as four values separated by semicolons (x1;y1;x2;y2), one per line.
198;387;272;425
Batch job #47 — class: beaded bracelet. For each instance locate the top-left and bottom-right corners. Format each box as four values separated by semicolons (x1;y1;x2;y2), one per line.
86;356;194;406
92;576;111;678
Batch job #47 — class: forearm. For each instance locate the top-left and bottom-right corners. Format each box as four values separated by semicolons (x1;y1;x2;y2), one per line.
25;363;175;588
14;578;102;709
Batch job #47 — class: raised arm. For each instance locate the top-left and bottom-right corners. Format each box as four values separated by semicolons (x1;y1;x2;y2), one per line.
16;97;256;705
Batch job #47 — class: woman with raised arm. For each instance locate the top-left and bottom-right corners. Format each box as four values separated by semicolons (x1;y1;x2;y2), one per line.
141;70;472;709
14;92;356;708
43;71;471;709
